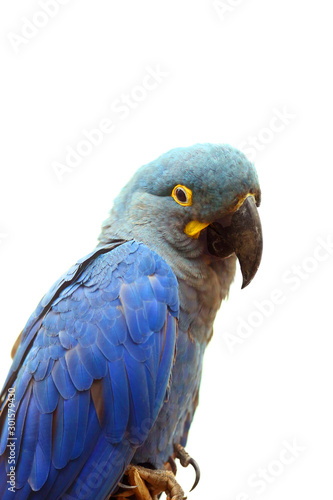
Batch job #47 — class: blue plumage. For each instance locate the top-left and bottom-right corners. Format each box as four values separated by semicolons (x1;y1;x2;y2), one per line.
0;241;179;498
0;143;262;498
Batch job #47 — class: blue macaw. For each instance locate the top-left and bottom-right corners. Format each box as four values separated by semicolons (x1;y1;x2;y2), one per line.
0;144;262;499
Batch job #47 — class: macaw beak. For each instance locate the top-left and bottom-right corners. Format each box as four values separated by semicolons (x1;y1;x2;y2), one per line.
207;196;263;288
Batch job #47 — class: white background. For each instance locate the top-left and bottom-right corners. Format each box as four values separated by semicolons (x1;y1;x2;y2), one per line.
0;1;332;499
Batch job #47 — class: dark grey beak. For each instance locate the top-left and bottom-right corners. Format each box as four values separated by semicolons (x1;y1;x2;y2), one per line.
207;196;263;288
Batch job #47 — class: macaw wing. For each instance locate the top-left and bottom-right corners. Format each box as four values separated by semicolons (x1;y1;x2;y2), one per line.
1;239;125;398
0;241;179;500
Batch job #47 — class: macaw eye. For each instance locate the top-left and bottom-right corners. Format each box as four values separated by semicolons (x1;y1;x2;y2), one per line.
171;185;193;206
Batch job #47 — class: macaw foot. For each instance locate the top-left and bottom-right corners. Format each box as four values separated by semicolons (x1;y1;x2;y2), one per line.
114;464;185;500
112;445;200;500
173;444;200;492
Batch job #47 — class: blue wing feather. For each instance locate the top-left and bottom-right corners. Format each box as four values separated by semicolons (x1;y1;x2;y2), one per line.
0;240;179;498
51;358;77;399
71;389;90;460
29;412;52;491
52;394;79;469
108;358;130;438
15;393;39;488
33;374;59;414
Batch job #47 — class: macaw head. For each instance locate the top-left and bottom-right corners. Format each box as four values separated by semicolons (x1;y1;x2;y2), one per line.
100;143;262;288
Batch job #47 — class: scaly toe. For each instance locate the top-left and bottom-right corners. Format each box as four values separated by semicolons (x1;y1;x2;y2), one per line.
174;444;201;492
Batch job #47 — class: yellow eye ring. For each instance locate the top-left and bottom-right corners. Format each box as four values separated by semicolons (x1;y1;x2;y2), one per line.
171;185;193;206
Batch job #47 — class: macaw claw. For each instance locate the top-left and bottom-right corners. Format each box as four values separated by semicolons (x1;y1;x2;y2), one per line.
167;455;178;476
117;481;138;490
187;458;200;492
174;444;201;492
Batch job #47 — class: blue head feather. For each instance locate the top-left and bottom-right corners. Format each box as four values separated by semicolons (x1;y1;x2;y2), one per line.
99;143;260;250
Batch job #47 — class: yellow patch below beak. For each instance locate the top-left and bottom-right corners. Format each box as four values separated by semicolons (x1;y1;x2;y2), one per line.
184;220;210;239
